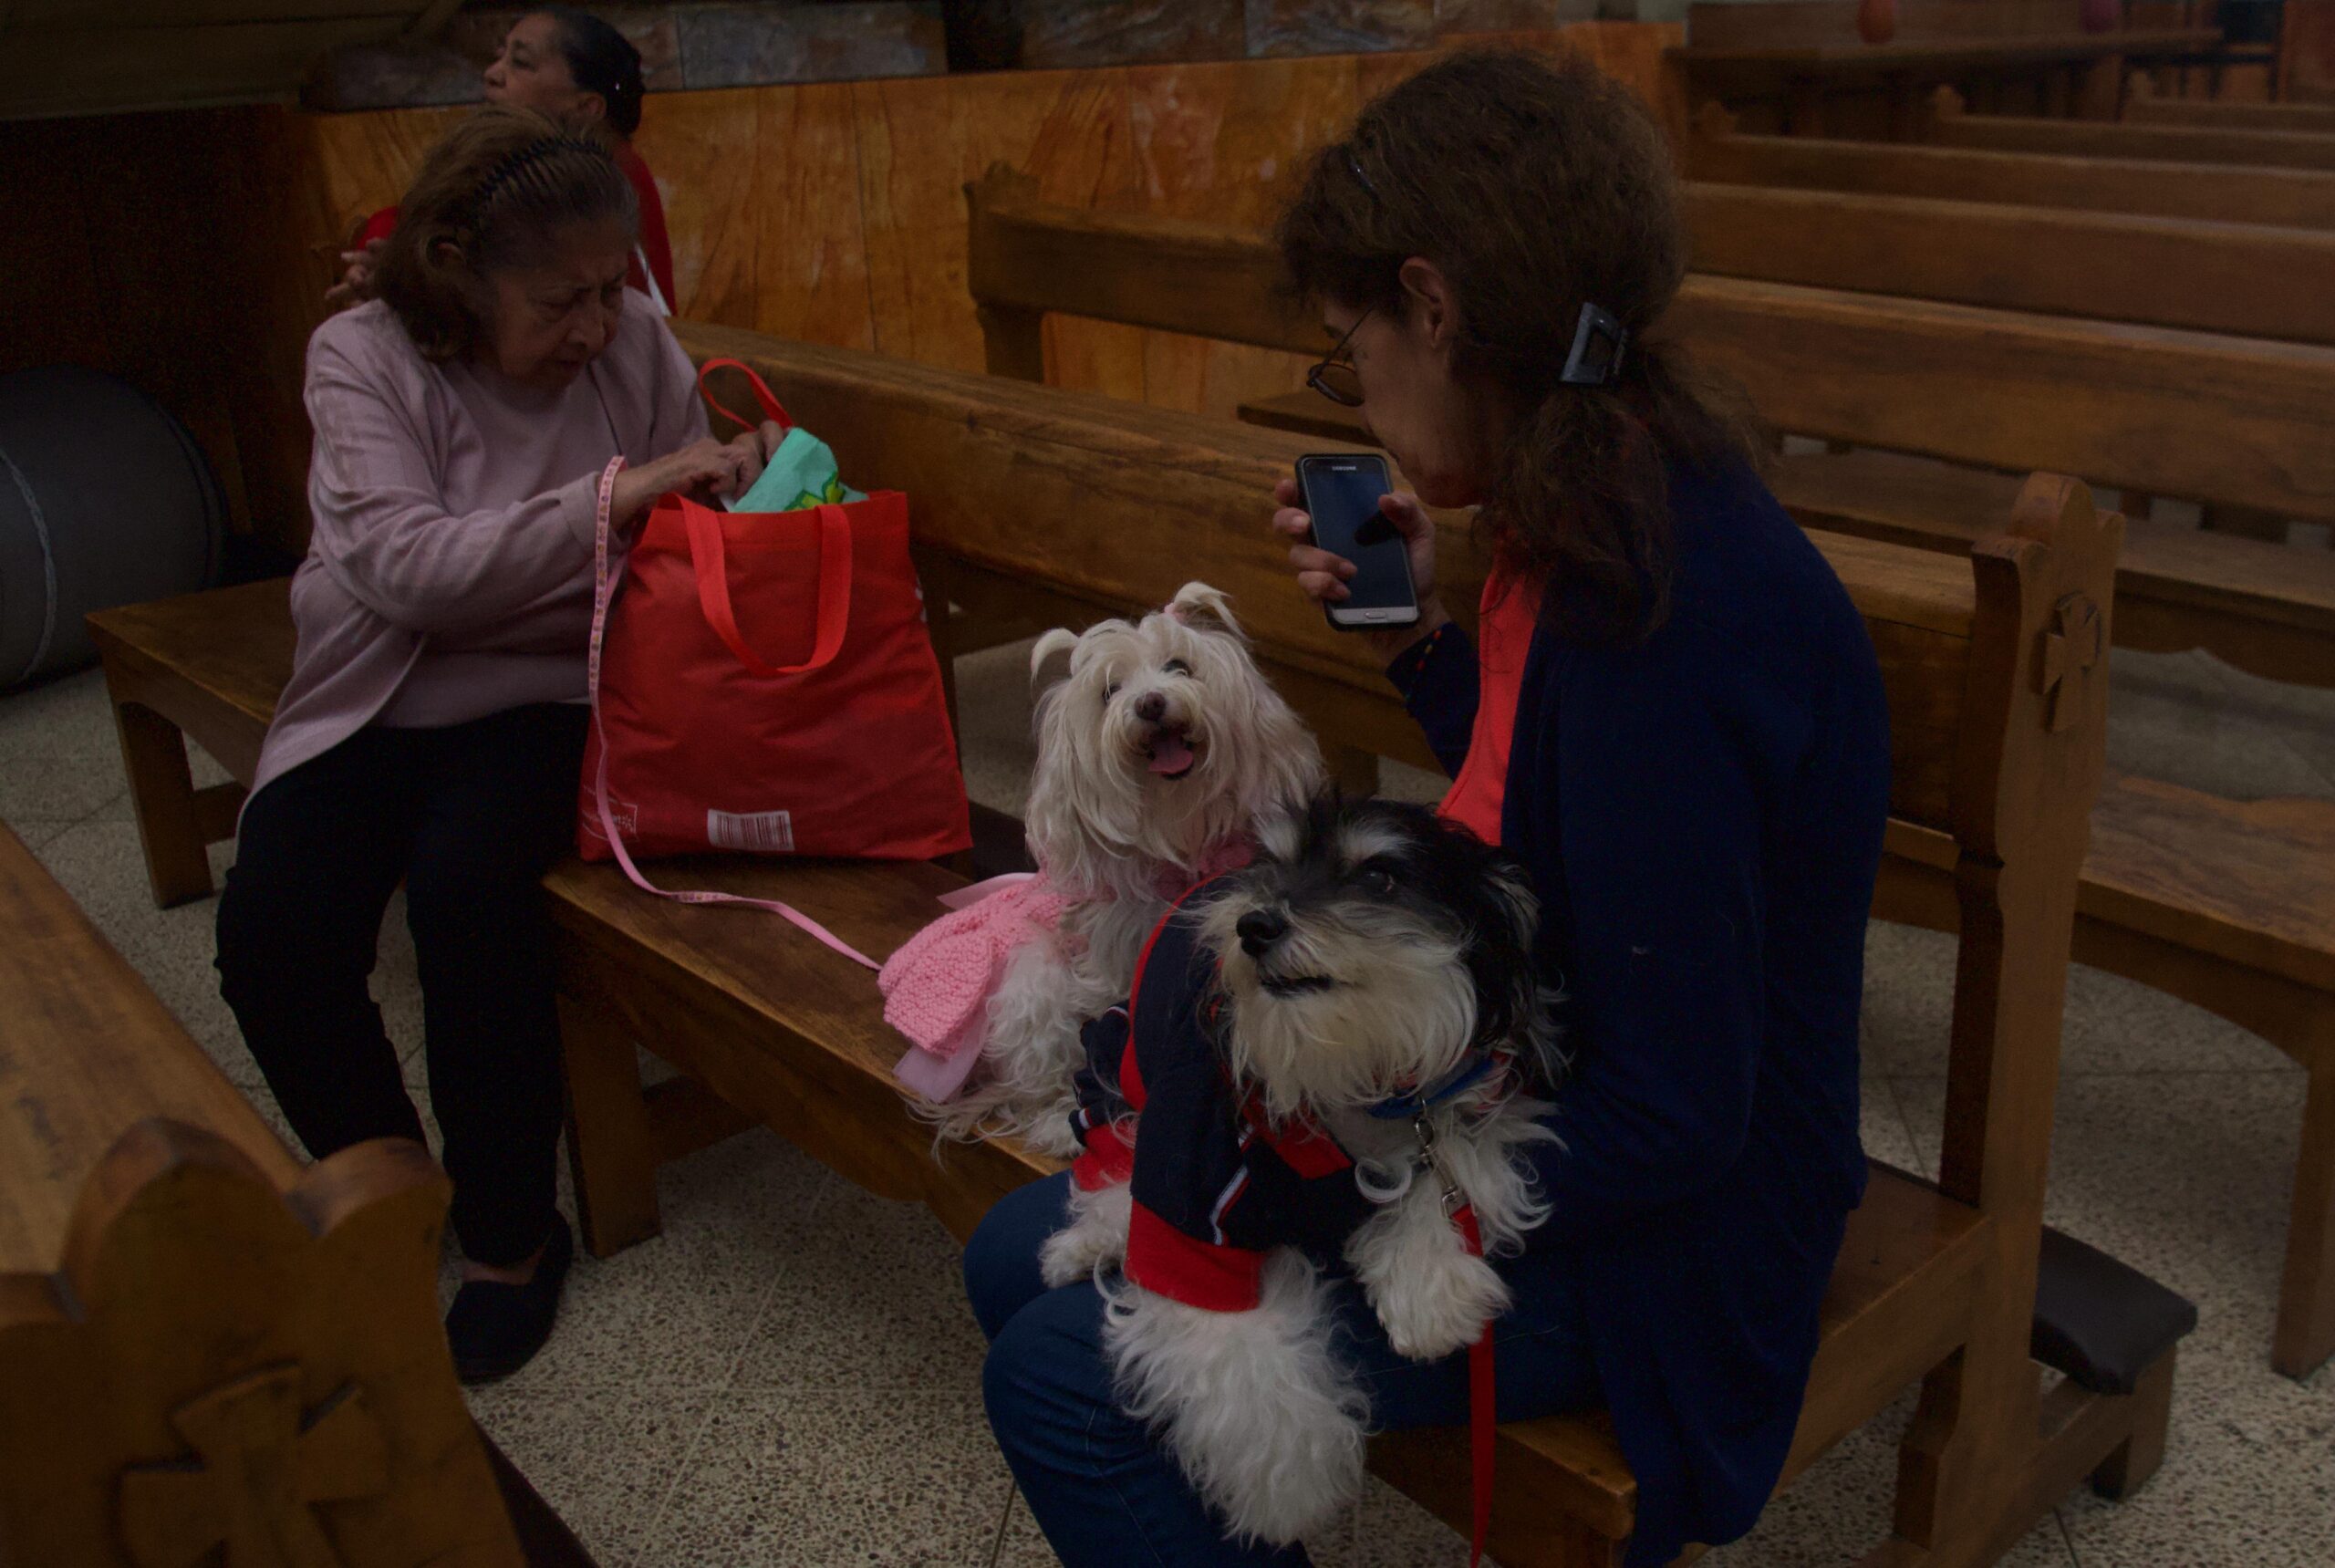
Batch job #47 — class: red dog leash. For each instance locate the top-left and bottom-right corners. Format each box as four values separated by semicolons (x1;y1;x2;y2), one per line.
1410;1104;1497;1568
1452;1199;1495;1568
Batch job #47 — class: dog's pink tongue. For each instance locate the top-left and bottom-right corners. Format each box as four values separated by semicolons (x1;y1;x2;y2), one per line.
1147;733;1195;775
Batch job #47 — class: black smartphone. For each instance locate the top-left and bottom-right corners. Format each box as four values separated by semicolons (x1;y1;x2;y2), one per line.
1295;453;1418;632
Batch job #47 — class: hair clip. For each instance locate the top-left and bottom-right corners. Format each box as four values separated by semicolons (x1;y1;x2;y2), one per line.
1559;302;1627;389
1345;148;1379;202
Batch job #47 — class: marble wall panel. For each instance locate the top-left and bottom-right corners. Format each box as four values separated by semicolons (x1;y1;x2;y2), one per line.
1244;0;1436;57
1126;53;1361;223
677;3;945;89
1014;0;1246;68
854;67;1140;370
1434;0;1601;30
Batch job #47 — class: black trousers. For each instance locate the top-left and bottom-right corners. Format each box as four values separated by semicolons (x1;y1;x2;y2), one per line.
215;702;589;1266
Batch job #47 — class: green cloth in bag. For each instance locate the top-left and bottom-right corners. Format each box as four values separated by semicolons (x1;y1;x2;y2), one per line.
723;425;867;513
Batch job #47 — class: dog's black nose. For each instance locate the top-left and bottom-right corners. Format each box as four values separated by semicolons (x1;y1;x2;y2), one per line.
1236;908;1289;957
1136;691;1168;722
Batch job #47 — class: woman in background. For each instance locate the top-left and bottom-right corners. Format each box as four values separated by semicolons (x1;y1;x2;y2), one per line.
328;6;675;314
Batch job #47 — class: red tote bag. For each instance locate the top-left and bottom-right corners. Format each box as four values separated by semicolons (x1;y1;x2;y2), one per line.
577;363;970;950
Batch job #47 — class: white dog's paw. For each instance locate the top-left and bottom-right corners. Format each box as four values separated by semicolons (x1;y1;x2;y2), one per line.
1104;1253;1366;1545
1019;1099;1089;1159
1348;1188;1516;1362
1039;1181;1132;1287
1377;1246;1511;1362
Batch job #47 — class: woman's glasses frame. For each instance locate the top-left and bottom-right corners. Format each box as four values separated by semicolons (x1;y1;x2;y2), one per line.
1305;306;1373;408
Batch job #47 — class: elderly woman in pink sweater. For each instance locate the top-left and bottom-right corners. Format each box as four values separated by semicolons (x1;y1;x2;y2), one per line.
216;109;774;1382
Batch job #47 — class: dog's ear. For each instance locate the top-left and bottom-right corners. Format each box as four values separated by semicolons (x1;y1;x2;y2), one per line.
1030;628;1079;688
1487;862;1539;952
1166;582;1241;639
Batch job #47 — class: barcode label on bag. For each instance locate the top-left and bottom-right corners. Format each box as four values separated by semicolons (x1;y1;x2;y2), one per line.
708;809;794;854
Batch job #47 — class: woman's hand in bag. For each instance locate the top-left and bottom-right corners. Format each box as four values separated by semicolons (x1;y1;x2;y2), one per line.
610;425;781;535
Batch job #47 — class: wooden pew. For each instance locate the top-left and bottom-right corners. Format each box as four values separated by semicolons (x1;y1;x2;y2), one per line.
1932;84;2335;166
2126;88;2335;131
965;171;2335;680
960;176;2335;1378
0;821;570;1567
659;327;2162;1568
1668;0;2220;137
1682;123;2335;346
82;326;2175;1566
1687;112;2335;228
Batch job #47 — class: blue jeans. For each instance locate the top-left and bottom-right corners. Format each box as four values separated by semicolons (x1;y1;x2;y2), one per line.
967;1172;1600;1567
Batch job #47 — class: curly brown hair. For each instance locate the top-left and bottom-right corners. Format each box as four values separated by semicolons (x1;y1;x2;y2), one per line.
375;106;638;361
1276;49;1749;643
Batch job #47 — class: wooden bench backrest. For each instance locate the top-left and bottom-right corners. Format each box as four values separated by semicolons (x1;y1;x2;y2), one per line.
1932;93;2335;170
2126;94;2335;133
1687;116;2335;229
0;823;523;1567
1681;142;2335;347
676;319;2118;1525
964;170;2335;524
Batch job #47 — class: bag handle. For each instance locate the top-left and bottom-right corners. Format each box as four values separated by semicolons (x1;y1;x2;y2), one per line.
682;499;853;679
696;357;794;437
584;456;880;971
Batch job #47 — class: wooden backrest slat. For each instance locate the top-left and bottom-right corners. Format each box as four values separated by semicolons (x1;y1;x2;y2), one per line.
0;824;299;1273
1682;182;2335;347
673;321;1984;835
966;173;2335;523
1687;123;2335;229
1670;275;2335;523
1932;109;2335;171
2126;95;2335;134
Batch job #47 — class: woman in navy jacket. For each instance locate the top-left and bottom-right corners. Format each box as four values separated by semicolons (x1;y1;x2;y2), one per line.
965;48;1891;1566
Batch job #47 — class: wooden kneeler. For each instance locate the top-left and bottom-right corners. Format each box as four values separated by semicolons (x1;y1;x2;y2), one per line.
0;1122;523;1567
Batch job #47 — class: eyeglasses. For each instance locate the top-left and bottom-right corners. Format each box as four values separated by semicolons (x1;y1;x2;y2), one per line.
1306;307;1372;408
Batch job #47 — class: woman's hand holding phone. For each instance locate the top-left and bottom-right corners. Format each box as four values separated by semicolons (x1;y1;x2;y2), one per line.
1271;477;1450;657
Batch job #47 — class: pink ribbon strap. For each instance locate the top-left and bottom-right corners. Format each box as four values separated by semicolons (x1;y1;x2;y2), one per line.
584;455;880;971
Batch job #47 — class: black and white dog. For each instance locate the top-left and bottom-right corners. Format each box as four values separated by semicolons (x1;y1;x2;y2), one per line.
1042;794;1562;1544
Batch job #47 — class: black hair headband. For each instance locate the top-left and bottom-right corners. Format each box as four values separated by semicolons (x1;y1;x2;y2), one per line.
474;133;606;216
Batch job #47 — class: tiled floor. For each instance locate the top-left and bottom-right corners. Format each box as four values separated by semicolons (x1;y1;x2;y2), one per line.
5;632;2331;1567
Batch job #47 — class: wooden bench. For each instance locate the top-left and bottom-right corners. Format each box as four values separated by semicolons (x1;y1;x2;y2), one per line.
2127;89;2335;130
1683;109;2335;345
1932;83;2335;166
84;324;2174;1564
960;175;2335;1379
620;327;2159;1568
0;819;585;1567
1688;110;2335;227
1668;0;2220;137
965;170;2335;685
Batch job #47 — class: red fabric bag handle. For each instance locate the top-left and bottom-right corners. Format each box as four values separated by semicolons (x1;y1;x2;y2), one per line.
696;356;795;435
682;499;854;679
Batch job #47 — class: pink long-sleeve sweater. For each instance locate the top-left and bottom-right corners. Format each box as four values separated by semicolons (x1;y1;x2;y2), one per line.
250;298;710;801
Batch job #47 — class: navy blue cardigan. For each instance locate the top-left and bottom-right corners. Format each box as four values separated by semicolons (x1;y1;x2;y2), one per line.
1386;457;1891;1564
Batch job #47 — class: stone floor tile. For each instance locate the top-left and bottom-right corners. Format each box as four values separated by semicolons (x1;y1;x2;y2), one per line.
730;1177;990;1398
467;1384;714;1568
1896;1071;2304;1358
2055;1352;2335;1568
1860;919;2291;1081
0;666;119;760
633;1391;1015;1567
494;1129;833;1398
953;639;1042;819
2103;649;2334;803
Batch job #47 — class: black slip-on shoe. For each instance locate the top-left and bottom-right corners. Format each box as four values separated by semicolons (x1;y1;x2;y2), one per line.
447;1215;575;1386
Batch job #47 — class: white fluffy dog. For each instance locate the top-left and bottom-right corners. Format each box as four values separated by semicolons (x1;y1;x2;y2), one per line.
1042;795;1562;1545
915;583;1322;1156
